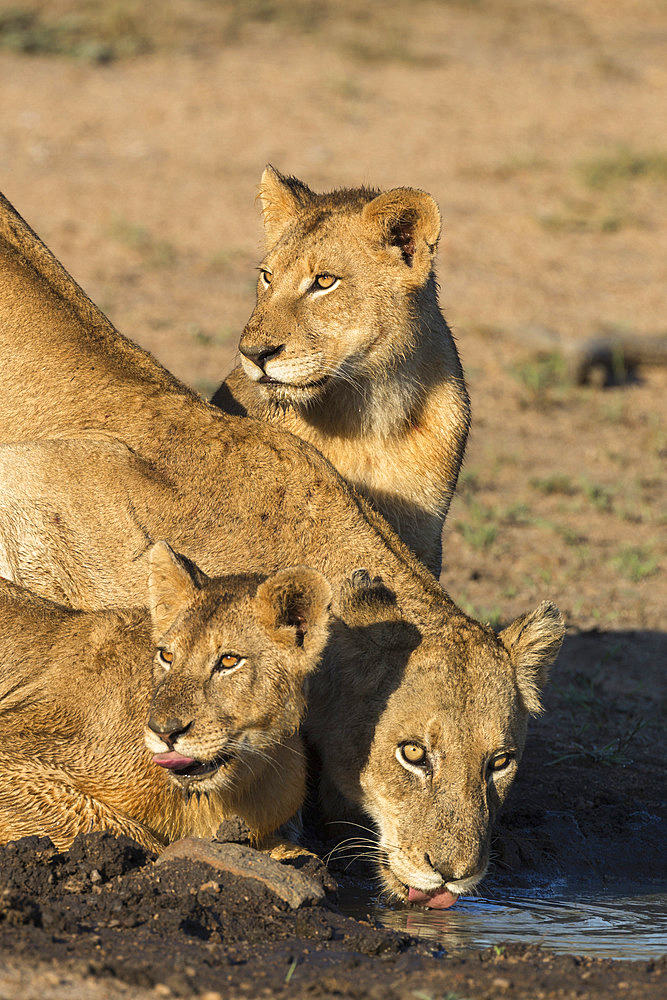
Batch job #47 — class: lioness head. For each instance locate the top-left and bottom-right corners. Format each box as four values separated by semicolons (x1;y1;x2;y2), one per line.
143;541;331;796
314;572;565;908
237;165;442;408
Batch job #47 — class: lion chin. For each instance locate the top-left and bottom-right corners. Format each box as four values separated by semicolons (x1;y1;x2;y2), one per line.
258;376;331;408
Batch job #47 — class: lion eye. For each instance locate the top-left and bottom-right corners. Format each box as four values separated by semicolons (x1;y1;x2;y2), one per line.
215;653;245;674
399;742;427;766
488;752;514;774
158;649;173;667
259;269;272;286
314;273;338;290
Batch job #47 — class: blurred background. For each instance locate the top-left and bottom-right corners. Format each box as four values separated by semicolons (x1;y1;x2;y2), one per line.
0;0;664;631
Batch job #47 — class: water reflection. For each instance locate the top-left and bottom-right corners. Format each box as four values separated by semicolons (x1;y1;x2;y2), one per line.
338;883;667;960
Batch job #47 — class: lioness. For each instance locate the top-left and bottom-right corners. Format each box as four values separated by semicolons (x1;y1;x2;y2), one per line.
0;542;331;852
0;192;564;905
212;166;470;576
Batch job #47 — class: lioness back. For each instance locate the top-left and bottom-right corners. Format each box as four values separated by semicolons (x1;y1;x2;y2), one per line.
211;167;470;576
0;545;331;852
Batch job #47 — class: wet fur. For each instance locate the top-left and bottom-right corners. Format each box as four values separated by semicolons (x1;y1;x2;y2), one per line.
0;552;330;851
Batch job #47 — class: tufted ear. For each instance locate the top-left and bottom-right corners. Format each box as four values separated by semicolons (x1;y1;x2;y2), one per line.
254;565;332;654
499;601;565;715
147;541;207;642
258;164;315;245
362;187;441;275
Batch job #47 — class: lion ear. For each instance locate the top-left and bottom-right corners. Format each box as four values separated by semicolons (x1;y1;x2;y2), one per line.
258;165;315;245
254;566;331;658
147;541;206;642
362;187;441;275
498;601;565;715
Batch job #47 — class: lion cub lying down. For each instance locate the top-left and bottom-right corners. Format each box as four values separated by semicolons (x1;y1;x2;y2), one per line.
0;542;330;853
212;166;470;576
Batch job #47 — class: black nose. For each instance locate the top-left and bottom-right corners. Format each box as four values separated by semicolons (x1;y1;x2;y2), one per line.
240;343;284;369
147;716;192;747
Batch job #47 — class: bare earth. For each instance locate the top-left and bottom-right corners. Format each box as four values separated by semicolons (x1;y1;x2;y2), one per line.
0;1;665;997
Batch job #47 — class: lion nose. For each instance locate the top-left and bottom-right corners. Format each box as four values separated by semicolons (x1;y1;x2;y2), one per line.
424;852;457;882
147;715;192;748
240;343;284;370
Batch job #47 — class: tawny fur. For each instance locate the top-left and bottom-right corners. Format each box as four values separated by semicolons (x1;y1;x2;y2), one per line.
212;166;470;575
0;192;564;900
313;574;565;899
0;545;330;852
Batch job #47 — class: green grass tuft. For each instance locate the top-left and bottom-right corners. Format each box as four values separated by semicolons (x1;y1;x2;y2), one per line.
580;148;667;189
611;545;660;583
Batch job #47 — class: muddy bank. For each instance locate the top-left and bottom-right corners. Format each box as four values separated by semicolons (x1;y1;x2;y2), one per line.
0;831;663;1000
0;629;664;1000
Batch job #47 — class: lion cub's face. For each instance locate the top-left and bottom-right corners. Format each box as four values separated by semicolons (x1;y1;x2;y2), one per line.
237;166;441;409
143;542;330;796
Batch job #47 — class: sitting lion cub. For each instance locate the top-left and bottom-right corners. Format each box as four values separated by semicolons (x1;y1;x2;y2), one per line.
211;167;470;576
0;542;331;852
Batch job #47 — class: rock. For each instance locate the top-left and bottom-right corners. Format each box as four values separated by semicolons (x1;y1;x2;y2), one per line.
155;838;325;909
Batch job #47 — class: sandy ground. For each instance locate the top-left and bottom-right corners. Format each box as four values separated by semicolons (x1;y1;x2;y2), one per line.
1;0;664;635
0;1;665;996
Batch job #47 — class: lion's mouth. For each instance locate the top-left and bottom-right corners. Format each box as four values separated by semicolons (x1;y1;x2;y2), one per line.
258;374;330;391
407;886;459;909
389;872;460;910
152;750;233;780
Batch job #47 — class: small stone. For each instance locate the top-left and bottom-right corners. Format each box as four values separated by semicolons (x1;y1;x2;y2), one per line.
214;816;251;844
156;838;325;908
200;993;223;1000
492;977;511;990
89;868;102;883
154;986;171;997
61;876;87;893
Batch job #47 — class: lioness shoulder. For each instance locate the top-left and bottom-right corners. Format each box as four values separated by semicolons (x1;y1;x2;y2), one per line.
211;167;470;576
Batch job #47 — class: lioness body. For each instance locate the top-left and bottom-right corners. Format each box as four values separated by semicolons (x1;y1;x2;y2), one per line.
212;168;470;575
0;550;330;852
0;193;564;903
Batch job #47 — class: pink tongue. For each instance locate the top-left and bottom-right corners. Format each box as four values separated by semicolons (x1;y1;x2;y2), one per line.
408;886;459;909
152;751;196;770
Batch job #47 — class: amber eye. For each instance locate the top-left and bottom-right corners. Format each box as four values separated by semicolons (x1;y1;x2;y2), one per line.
158;649;173;666
314;273;337;290
488;752;514;774
215;653;245;674
259;269;272;285
399;743;427;766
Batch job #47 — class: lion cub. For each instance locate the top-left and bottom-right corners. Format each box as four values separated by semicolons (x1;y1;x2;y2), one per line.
211;167;470;576
0;542;330;852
